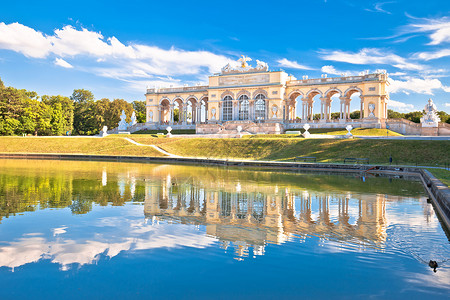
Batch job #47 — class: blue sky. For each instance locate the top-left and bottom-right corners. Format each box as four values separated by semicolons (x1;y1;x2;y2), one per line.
0;0;449;113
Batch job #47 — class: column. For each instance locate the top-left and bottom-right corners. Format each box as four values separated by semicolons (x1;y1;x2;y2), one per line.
339;97;345;120
170;105;174;124
360;98;364;120
302;102;305;120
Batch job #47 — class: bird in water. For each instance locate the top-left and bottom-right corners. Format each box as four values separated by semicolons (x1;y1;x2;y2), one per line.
429;260;438;272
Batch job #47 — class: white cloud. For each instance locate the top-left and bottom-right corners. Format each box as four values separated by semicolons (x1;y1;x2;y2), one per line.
365;2;394;14
321;48;424;71
387;99;415;112
0;22;52;58
388;71;407;76
0;22;234;87
54;58;73;69
445;103;450;107
277;58;314;70
388;77;450;95
414;49;450;61
407;17;450;45
321;65;357;76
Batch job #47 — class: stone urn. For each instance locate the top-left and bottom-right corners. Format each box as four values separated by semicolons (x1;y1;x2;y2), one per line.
166;126;173;137
302;124;311;138
345;125;353;138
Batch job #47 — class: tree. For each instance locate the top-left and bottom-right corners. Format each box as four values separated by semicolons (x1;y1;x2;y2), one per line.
42;95;74;135
436;111;449;124
0;87;30;135
404;111;423;123
388;109;403;119
70;89;94;104
107;99;133;129
0;77;4;89
71;89;97;135
132;100;146;123
350;111;360;119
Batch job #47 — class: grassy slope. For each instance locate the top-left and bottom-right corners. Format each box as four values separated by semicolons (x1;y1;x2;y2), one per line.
0;136;164;157
428;168;450;187
135;138;450;166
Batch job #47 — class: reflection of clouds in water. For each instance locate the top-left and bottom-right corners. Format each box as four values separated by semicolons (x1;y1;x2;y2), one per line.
0;219;216;271
405;267;450;290
53;226;67;236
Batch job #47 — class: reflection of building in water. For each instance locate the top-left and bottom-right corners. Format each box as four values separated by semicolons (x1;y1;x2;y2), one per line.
143;177;387;259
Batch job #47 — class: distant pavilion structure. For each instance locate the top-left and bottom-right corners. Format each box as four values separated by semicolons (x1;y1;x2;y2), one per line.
142;56;390;134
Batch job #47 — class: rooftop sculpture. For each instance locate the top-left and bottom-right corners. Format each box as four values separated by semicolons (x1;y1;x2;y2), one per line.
221;55;269;74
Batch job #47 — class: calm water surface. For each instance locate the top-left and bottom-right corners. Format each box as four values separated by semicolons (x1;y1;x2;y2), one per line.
0;159;449;299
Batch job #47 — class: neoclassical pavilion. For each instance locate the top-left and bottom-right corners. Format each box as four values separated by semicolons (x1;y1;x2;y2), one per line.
145;57;389;132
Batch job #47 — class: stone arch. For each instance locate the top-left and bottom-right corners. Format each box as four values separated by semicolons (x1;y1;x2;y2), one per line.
159;98;171;124
306;88;322;99
159;97;171;105
287;90;303;100
344;86;363;98
220;90;234;99
185;96;198;124
172;97;184;105
236;89;251;99
286;90;303;121
199;95;208;123
185;95;198;103
324;87;342;98
252;89;268;99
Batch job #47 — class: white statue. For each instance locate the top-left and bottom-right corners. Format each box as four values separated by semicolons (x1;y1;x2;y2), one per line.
129;111;137;127
256;60;269;71
221;63;232;73
420;98;440;127
149;111;153;122
272;106;278;119
221;56;268;74
368;103;376;117
118;110;128;130
100;126;108;137
238;55;252;69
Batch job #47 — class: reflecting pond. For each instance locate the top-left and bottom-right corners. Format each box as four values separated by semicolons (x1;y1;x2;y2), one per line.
0;159;449;299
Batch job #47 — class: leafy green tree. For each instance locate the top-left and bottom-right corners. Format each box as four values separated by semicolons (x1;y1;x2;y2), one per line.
0;77;4;89
132;100;146;123
0;87;31;135
173;108;180;122
42;95;74;135
350;111;360;119
404;111;423;123
436;111;449;124
388;109;403;119
107;99;133;128
71;89;97;135
70;89;94;103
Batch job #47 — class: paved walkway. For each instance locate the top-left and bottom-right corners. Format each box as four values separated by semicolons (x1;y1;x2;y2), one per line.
123;137;182;158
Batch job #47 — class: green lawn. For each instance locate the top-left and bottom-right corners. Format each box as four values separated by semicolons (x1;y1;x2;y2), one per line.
0;136;164;157
427;168;450;187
